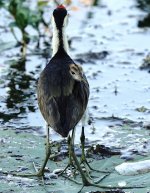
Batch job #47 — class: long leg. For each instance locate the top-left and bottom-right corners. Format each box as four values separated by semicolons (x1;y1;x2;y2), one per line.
80;127;91;167
80;111;98;170
70;127;92;186
80;110;93;167
80;111;110;174
58;135;76;176
80;112;89;166
36;124;51;176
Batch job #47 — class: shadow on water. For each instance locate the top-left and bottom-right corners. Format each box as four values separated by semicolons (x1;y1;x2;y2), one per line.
0;57;36;124
136;0;150;27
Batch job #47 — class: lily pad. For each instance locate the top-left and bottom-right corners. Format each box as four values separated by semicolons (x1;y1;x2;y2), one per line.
0;129;150;193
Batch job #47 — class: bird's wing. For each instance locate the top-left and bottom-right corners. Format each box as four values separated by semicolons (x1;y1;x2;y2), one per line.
37;67;89;137
37;70;61;129
64;80;90;135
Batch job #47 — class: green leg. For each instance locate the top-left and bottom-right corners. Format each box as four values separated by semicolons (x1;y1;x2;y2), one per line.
81;111;110;174
80;126;92;178
36;125;51;176
70;127;92;186
80;111;92;170
80;114;98;171
58;135;76;176
80;126;109;174
80;126;90;167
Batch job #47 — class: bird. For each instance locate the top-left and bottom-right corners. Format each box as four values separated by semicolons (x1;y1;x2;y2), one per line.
36;4;90;182
10;5;134;191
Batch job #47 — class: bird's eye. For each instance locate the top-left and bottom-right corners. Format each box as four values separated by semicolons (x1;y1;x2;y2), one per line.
71;71;75;75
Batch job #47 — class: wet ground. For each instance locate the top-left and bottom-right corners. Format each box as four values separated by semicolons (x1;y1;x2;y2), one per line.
0;0;150;193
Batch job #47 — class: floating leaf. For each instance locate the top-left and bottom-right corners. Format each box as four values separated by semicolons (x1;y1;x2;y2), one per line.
1;129;150;193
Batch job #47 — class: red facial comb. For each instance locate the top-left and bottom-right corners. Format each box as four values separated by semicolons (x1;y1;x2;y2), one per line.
57;4;66;9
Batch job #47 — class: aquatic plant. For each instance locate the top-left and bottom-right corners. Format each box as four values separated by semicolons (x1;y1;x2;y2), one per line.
7;0;43;55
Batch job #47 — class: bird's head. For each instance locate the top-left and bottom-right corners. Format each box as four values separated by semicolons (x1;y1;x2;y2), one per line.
69;64;85;82
52;5;68;29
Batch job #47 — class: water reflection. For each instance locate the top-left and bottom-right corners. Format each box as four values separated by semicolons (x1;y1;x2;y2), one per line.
137;0;150;27
0;57;36;124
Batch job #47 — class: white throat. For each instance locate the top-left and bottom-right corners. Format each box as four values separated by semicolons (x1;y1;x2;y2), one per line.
51;16;69;57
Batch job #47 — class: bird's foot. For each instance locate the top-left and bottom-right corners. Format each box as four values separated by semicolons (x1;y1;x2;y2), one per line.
79;161;111;185
78;184;145;193
0;162;45;178
80;156;111;174
71;147;145;191
0;171;41;178
58;161;78;177
77;173;145;193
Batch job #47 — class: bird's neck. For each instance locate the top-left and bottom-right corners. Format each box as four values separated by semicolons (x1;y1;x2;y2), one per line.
52;25;69;57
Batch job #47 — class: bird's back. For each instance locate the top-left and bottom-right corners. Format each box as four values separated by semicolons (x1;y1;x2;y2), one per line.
37;54;89;137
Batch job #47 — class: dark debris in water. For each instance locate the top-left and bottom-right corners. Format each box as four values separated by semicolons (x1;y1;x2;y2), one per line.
87;144;120;159
135;106;149;113
143;122;150;130
140;53;150;72
97;116;144;127
75;51;109;64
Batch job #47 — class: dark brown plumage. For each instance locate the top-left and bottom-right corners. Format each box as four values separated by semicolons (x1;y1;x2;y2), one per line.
37;54;89;137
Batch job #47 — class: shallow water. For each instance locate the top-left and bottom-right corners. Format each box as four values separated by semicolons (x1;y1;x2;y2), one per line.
0;0;150;156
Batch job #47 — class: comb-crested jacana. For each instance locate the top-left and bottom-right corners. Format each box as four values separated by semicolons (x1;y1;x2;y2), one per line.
36;6;117;189
36;5;113;188
37;5;90;179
